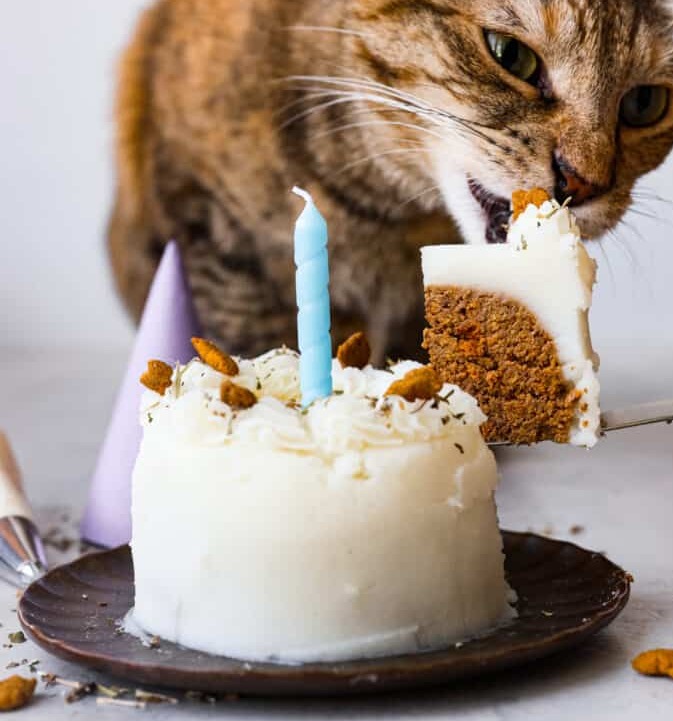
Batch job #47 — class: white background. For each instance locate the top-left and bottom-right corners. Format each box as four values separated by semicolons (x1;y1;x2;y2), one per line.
1;0;672;400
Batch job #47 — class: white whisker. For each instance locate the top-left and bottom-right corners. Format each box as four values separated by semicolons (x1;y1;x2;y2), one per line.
284;25;374;39
311;118;448;143
273;90;346;118
632;186;673;207
280;82;490;148
627;207;670;225
610;222;643;276
331;146;427;177
286;76;468;120
399;184;442;208
279;95;372;129
279;97;425;137
277;73;506;149
287;75;502;138
277;89;446;131
596;235;616;289
284;75;445;121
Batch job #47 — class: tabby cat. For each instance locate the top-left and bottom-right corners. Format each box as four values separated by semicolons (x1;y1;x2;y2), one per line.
110;0;673;362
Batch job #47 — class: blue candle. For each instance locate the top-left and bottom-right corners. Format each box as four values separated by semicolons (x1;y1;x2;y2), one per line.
292;187;333;406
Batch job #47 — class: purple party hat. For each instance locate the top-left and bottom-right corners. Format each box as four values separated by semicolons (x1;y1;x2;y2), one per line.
81;242;200;547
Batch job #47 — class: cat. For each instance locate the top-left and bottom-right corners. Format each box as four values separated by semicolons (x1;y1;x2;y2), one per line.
109;0;673;363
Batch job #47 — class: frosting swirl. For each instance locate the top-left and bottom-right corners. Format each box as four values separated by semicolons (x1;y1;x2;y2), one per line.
140;349;487;454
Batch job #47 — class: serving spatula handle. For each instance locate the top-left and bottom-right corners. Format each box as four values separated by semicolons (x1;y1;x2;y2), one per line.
0;432;47;586
599;399;673;433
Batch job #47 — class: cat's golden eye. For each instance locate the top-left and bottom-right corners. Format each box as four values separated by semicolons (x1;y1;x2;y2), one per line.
485;31;539;84
620;86;670;128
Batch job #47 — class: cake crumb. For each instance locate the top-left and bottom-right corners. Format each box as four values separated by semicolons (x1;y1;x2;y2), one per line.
140;360;173;395
220;381;257;410
632;649;673;679
0;675;36;711
337;332;371;369
97;697;147;710
185;690;218;704
512;188;551;220
135;689;178;704
192;337;239;376
385;367;442;402
570;525;585;535
65;681;97;703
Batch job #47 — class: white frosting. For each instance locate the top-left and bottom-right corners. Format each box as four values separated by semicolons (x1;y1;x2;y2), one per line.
140;351;487;455
422;199;600;447
132;351;514;662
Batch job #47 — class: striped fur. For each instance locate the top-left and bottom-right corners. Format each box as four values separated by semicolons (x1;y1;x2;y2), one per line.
110;0;673;361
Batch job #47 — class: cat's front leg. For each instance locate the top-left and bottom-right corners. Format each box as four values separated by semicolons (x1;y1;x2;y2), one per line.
181;240;297;358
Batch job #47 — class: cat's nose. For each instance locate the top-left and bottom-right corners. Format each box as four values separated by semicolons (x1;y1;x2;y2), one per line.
552;151;605;206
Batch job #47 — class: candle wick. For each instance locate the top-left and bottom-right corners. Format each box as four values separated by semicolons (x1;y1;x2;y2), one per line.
292;186;313;204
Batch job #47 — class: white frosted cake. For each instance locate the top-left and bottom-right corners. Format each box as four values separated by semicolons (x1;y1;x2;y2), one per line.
423;190;600;447
131;338;514;663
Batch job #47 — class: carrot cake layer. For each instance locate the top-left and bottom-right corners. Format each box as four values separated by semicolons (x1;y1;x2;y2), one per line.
422;192;600;447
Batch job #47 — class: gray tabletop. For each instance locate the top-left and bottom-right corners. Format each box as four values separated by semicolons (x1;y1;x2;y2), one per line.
1;343;671;719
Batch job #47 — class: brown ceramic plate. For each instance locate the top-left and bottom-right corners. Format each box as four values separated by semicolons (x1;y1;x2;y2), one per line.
18;533;630;696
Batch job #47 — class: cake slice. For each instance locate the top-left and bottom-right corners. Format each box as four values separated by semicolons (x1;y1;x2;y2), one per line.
422;190;600;447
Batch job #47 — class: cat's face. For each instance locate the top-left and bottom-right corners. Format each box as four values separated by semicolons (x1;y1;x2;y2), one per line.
348;0;673;243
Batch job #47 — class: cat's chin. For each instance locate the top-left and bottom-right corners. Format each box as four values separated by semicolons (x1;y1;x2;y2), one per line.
467;179;510;244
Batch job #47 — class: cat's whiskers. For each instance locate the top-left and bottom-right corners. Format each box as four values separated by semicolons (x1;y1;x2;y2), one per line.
276;88;422;129
286;77;452;128
284;75;498;144
627;207;669;225
277;89;445;131
284;25;375;40
278;95;414;142
617;219;655;282
595;235;617;289
631;188;673;211
274;90;352;119
283;89;489;151
330;146;429;179
607;223;642;274
311;118;448;144
398;184;442;209
279;94;375;130
280;79;434;120
280;80;453;136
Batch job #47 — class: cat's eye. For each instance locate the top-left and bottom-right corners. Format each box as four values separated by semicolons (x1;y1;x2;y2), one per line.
620;85;670;128
485;31;540;85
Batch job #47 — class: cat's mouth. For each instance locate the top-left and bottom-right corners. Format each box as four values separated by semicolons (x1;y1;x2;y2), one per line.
468;179;510;244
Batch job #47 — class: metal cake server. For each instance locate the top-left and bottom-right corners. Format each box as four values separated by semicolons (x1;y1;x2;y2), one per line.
489;399;673;447
599;399;673;433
